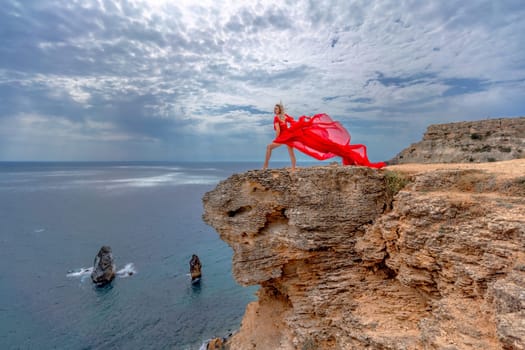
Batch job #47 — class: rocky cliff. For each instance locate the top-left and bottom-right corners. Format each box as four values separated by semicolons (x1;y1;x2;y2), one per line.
203;160;525;350
389;117;524;164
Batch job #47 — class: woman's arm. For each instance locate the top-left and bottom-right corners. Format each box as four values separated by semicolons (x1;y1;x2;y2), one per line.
274;122;281;137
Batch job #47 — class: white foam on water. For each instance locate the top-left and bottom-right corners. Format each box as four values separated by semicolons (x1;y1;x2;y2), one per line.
34;228;45;233
66;267;93;278
116;263;136;277
67;263;136;280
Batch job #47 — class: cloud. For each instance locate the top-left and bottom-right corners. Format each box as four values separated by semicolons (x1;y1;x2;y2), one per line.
0;0;524;161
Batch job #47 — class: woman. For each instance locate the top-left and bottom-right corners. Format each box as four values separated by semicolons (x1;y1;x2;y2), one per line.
263;102;386;169
263;103;297;170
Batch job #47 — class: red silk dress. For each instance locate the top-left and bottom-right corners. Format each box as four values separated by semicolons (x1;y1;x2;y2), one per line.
273;113;386;169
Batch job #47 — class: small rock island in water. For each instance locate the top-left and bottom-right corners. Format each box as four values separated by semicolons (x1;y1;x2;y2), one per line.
91;245;116;286
190;254;202;284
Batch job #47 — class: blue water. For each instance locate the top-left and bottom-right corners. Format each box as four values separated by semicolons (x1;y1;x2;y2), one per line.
0;162;270;349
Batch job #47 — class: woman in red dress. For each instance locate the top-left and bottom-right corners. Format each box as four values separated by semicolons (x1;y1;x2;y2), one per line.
263;103;297;171
263;102;386;169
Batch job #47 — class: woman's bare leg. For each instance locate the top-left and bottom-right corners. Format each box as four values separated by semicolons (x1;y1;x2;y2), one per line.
263;143;282;169
287;146;296;171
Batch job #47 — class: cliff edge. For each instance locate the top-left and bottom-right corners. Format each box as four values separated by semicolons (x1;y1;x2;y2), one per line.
203;160;525;350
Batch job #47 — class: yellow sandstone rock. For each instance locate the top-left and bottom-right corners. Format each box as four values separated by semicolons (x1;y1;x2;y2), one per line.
203;159;525;350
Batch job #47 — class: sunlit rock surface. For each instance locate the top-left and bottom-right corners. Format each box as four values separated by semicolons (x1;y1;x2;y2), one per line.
203;160;525;349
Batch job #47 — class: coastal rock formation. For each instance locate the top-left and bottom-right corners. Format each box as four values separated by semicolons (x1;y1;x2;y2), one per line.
91;246;116;286
190;254;202;283
390;116;525;164
202;160;525;349
207;337;228;350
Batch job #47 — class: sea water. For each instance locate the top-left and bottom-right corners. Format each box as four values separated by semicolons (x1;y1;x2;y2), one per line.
0;161;275;349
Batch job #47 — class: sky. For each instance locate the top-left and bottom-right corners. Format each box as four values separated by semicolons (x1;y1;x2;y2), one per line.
0;0;524;162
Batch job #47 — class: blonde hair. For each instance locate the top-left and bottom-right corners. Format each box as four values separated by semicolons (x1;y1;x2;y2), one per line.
275;101;285;117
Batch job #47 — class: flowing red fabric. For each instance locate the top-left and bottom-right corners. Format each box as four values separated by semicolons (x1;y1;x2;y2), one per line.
273;113;386;169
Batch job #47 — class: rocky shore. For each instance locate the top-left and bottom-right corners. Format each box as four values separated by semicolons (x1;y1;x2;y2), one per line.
203;159;525;349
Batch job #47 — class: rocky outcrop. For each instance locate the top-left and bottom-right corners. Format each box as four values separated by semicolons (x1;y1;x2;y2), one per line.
207;336;228;350
91;246;116;286
390;116;524;164
190;254;202;283
202;160;525;349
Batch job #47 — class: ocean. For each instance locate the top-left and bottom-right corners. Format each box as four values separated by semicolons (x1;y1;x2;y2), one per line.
0;161;274;350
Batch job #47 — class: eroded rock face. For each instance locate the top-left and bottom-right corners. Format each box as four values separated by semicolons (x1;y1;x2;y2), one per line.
390;116;525;164
203;160;525;350
91;245;116;286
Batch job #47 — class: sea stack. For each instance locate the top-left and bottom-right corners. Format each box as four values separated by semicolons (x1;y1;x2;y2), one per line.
190;254;202;283
91;246;116;286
